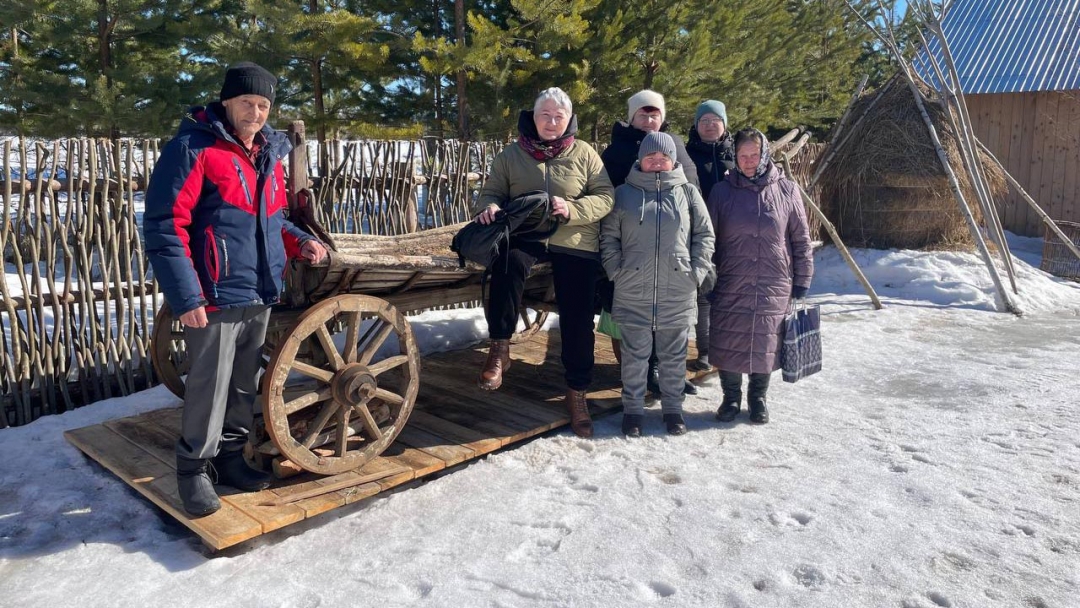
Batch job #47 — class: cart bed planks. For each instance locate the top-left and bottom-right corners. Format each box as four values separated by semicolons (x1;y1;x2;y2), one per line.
65;330;714;551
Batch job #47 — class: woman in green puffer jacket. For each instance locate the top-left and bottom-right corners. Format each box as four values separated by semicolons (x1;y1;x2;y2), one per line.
472;87;614;439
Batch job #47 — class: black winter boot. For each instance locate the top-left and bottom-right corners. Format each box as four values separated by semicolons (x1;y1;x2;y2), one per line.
663;413;687;435
646;360;661;397
683;379;698;395
622;414;643;438
748;372;771;424
716;370;743;422
176;456;220;516
213;449;273;492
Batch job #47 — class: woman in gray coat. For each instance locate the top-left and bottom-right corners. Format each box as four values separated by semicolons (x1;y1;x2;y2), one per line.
601;132;715;436
707;128;813;424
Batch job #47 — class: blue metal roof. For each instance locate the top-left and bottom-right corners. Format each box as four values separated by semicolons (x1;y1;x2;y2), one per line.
914;0;1080;93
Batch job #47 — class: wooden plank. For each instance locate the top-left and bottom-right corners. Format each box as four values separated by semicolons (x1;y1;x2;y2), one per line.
62;328;710;550
1037;92;1061;226
115;413;311;535
393;424;476;466
64;425;262;550
407;409;506;452
1020;92;1042;234
423;398;544;438
378;443;446;478
1066;93;1080;225
1052;92;1073;224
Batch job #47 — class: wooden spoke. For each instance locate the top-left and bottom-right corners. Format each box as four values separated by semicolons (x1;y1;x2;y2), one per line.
284;386;333;415
334;402;351;456
509;304;551;344
354;404;384;441
373;388;405;407
314;323;345;371
292;360;335;383
301;401;341;449
358;320;395;365
343;311;360;364
368;354;409;376
263;295;420;475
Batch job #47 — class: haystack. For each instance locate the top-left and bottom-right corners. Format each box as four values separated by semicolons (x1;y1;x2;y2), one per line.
817;74;1007;250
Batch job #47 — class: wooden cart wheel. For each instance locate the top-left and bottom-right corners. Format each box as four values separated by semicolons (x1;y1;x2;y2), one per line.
150;302;189;399
510;306;550;344
262;294;420;475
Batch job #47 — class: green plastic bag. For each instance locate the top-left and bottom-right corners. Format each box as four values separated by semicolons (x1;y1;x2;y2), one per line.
596;309;622;340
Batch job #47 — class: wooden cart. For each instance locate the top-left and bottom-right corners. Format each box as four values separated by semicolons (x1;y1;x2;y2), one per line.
150;223;556;477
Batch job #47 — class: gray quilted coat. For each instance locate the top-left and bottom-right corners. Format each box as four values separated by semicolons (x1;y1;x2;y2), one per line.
600;164;715;330
706;162;813;373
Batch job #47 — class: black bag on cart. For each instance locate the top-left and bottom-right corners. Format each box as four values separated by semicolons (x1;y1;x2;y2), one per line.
451;190;561;269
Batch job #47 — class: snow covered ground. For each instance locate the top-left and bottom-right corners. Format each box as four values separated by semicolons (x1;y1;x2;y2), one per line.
1;234;1079;608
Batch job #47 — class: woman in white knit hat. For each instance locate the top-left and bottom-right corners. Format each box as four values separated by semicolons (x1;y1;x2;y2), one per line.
599;89;702;397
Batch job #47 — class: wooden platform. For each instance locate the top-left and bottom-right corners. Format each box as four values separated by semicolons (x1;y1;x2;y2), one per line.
65;330;714;551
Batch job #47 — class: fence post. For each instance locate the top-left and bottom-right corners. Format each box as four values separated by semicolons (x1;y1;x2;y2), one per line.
287;121;309;194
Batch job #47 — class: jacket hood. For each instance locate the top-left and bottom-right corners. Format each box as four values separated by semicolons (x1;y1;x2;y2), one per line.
180;103;292;159
625;163;689;191
518;109;579;141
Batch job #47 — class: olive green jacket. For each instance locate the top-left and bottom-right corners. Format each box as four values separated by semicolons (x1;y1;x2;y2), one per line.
476;141;614;254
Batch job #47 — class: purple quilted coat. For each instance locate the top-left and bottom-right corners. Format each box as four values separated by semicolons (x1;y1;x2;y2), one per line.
706;163;813;373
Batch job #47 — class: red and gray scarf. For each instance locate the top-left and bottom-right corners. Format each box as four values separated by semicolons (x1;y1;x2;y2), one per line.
516;110;578;161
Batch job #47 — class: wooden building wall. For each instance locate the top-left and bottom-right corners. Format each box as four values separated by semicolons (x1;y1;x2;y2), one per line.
966;90;1080;237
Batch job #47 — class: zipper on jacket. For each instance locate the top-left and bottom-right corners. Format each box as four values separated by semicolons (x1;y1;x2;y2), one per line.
220;235;230;277
652;172;662;331
204;226;220;298
232;158;256;208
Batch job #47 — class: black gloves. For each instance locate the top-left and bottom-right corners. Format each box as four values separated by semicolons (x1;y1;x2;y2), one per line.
791;285;808;299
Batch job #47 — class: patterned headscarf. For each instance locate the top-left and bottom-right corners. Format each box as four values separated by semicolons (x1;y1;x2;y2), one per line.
733;128;772;181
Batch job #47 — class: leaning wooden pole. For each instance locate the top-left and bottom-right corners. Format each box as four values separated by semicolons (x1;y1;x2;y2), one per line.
917;7;1018;292
975;139;1080;264
845;2;1020;315
781;157;884;310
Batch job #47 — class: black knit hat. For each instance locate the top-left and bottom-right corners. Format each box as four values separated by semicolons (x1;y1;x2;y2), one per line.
220;62;277;104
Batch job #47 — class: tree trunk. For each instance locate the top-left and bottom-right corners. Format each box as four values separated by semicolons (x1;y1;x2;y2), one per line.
455;0;468;139
433;0;445;139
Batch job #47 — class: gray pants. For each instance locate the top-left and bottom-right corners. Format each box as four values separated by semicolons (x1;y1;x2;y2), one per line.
177;305;271;460
620;325;687;416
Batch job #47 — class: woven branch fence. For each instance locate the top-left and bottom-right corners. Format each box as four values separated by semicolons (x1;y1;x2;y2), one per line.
1;125;822;428
0;126;503;427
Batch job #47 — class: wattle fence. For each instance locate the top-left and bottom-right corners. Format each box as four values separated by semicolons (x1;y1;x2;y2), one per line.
0;124;823;428
0;125;501;427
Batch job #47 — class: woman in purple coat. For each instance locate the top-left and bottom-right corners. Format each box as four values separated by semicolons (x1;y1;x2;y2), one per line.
706;128;813;424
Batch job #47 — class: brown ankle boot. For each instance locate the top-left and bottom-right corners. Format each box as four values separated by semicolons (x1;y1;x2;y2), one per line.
477;339;511;390
565;388;594;438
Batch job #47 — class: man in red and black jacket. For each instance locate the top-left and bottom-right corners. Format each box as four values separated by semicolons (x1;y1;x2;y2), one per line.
144;62;328;517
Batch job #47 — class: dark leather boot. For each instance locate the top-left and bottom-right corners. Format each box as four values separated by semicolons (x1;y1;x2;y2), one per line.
716;370;742;422
477;339;511;390
683;379;698;395
176;456;220;516
213;449;273;492
748;372;771;424
646;361;661;397
565;388;594;438
663;413;687;435
621;413;643;437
